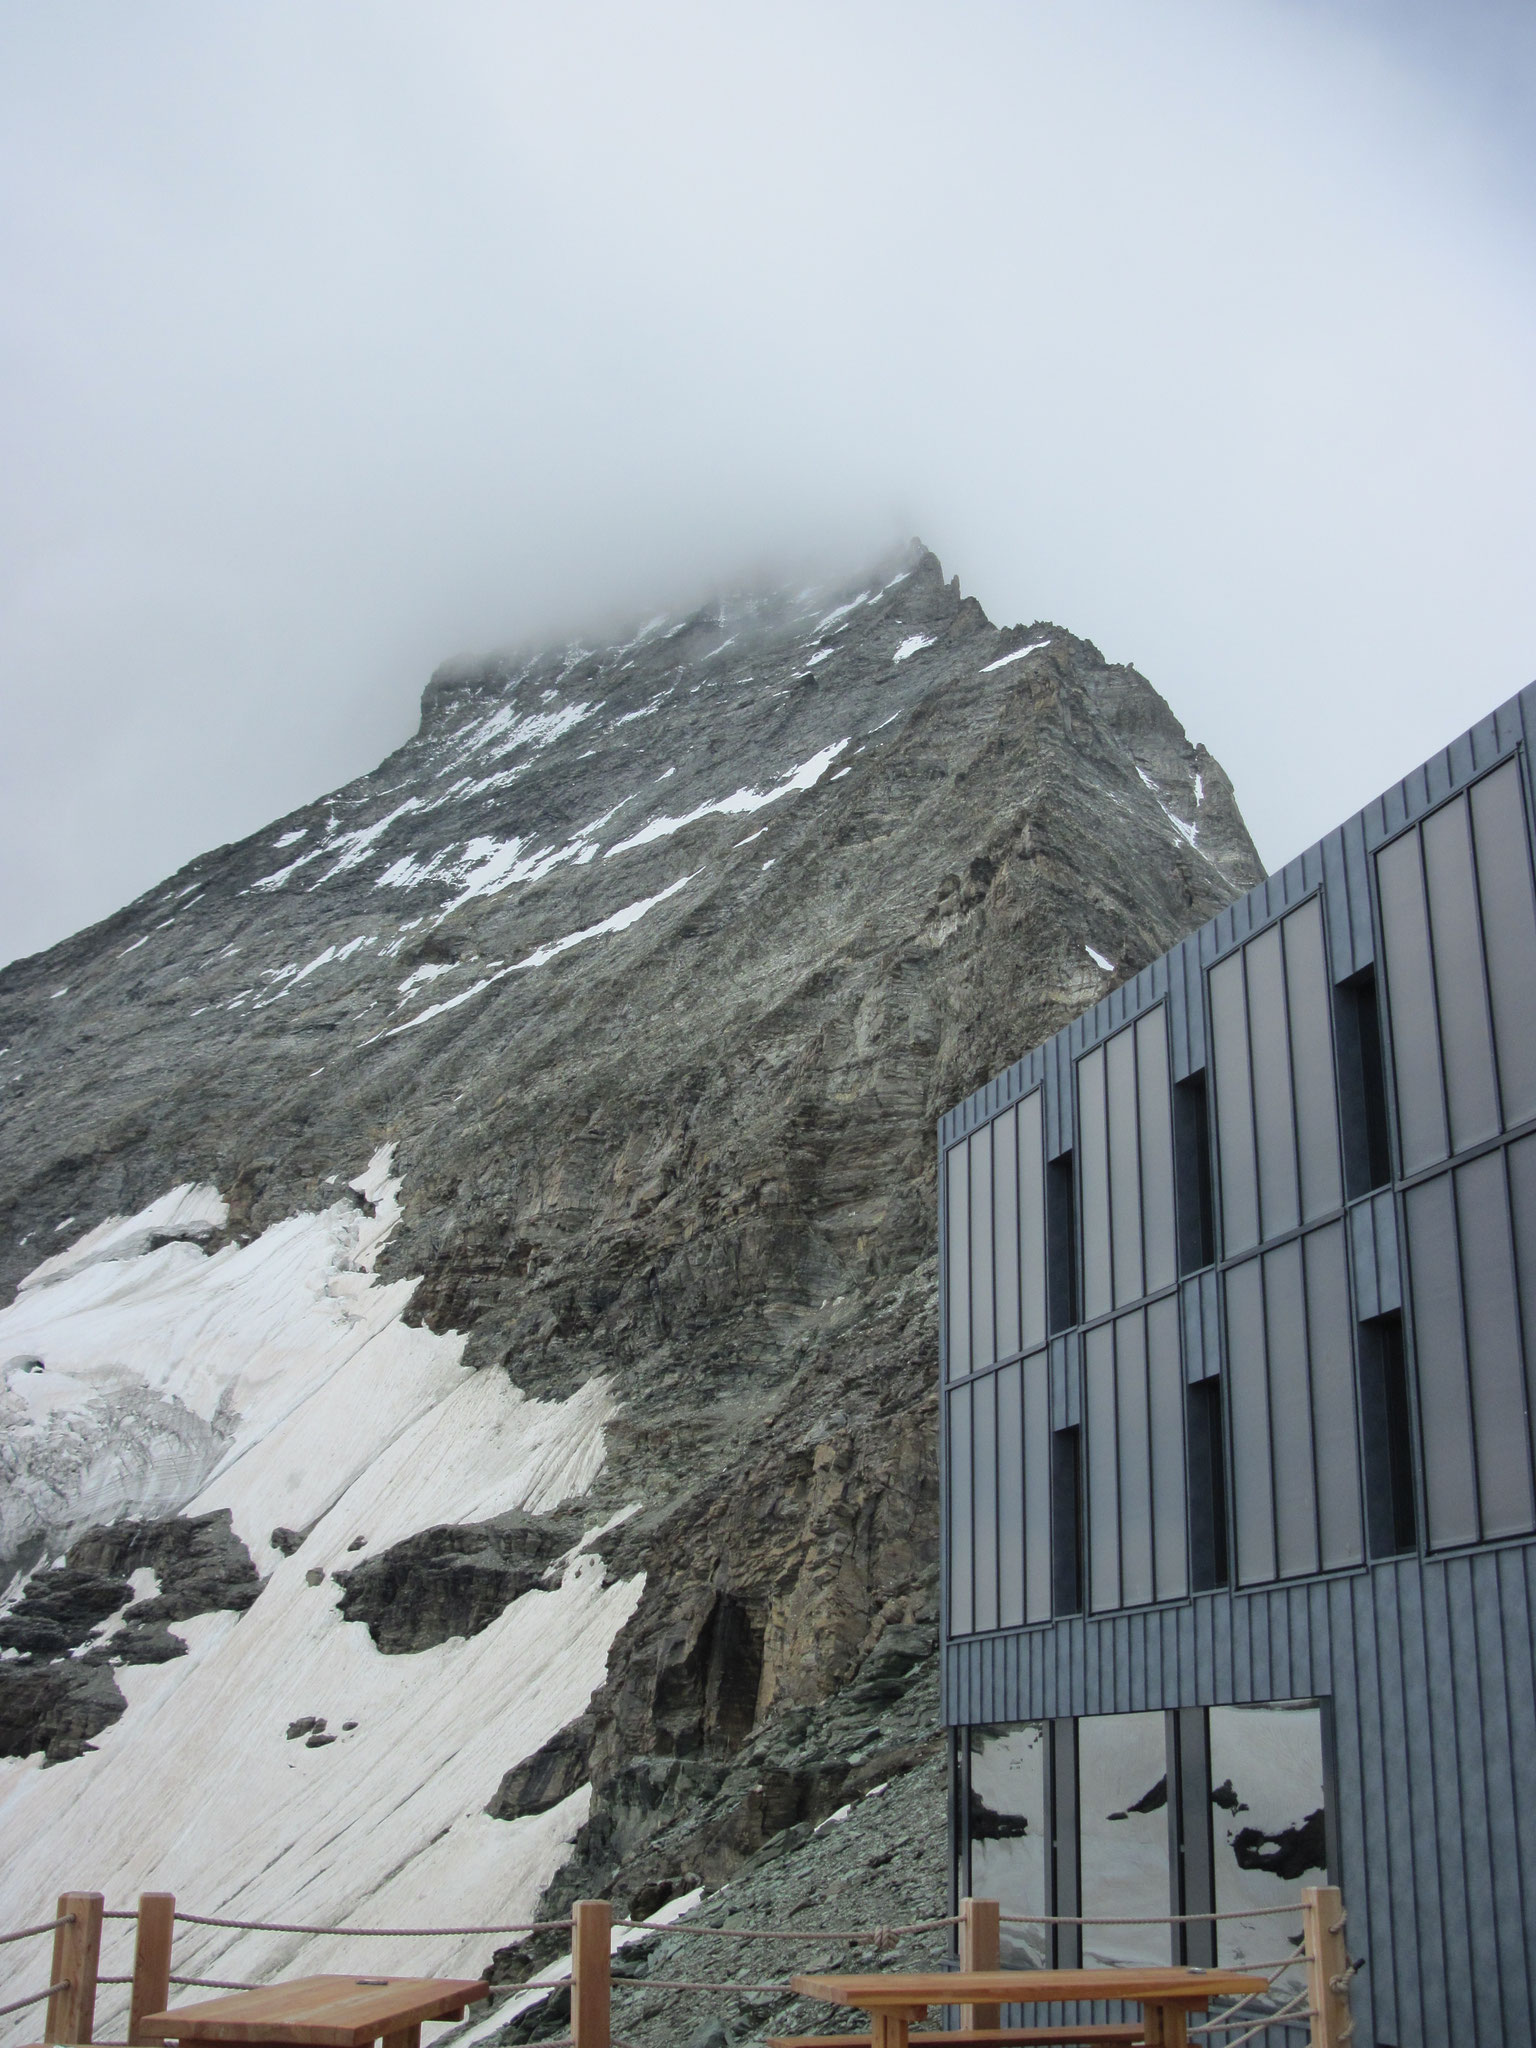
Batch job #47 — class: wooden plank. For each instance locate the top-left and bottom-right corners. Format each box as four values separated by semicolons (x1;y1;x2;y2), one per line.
768;2032;1144;2047
139;1977;486;2046
570;1900;610;2048
959;1899;1001;2030
790;1970;1263;2007
46;1892;104;2045
129;1896;176;2046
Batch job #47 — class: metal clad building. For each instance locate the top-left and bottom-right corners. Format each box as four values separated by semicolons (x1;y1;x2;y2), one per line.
938;686;1536;2048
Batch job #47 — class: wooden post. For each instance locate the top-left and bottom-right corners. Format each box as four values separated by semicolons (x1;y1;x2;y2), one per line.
1302;1885;1353;2048
44;1892;103;2046
570;1898;611;2048
128;1894;176;2045
959;1895;1001;2031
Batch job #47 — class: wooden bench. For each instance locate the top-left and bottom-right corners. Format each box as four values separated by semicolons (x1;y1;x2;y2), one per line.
768;2029;1146;2047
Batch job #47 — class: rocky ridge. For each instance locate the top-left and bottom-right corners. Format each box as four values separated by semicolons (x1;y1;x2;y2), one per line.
0;542;1263;2044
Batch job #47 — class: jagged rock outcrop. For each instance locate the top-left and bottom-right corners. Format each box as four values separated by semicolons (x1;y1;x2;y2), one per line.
0;1509;262;1761
334;1510;581;1653
0;541;1264;2025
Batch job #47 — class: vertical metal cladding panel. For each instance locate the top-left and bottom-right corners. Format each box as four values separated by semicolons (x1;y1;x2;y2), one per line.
1348;1189;1402;1321
1261;1237;1318;1579
997;1358;1025;1630
1283;898;1345;1222
1179;1270;1221;1382
1208;949;1259;1256
1421;795;1501;1155
1470;760;1536;1126
972;1367;1000;1632
1136;1011;1178;1294
1377;825;1450;1174
1020;1089;1049;1353
1304;1222;1366;1569
970;1120;996;1373
1223;1255;1275;1586
1146;1294;1189;1600
1023;1349;1053;1623
949;1380;974;1636
946;1140;971;1378
1085;1322;1119;1613
1079;1045;1112;1322
1456;1152;1536;1539
1508;1133;1536;1483
1106;1024;1144;1307
1115;1312;1154;1609
1244;923;1301;1241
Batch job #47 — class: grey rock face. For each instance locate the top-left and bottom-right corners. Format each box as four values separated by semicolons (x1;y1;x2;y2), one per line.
69;1507;263;1623
0;541;1263;1957
333;1510;580;1654
0;1508;262;1760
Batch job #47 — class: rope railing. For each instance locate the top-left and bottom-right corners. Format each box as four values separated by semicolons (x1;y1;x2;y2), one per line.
0;1916;73;1947
2;1885;1351;2048
0;1978;69;2021
999;1905;1307;1924
170;1912;573;1937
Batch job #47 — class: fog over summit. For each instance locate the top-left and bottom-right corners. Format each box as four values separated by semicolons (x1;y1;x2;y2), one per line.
2;1;1535;966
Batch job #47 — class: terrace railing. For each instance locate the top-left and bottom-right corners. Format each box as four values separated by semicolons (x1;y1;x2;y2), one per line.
0;1887;1354;2048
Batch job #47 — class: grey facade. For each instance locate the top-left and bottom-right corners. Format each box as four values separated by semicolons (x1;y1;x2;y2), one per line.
939;687;1536;2048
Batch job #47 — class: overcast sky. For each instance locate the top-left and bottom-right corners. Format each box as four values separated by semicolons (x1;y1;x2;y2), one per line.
2;1;1534;966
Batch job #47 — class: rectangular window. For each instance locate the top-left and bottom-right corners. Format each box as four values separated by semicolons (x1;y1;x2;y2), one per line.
1174;1071;1216;1274
1357;1313;1417;1557
1077;1711;1174;1968
1334;967;1392;1199
966;1723;1049;1967
993;1108;1021;1364
1186;1376;1230;1590
1051;1424;1084;1616
1210;1701;1326;1993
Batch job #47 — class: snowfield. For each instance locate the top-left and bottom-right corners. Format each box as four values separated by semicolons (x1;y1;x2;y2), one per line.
0;1154;640;2044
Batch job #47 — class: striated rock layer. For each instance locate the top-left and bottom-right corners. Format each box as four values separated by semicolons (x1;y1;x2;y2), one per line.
0;543;1261;2041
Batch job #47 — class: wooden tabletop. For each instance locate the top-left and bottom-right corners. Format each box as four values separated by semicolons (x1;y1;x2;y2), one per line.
139;1975;490;2045
790;1968;1268;2010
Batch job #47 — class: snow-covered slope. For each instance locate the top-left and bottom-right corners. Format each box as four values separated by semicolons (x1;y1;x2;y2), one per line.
0;1152;639;2044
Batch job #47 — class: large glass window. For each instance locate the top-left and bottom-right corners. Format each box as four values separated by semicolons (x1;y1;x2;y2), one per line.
1078;1711;1172;1967
967;1723;1049;1967
1078;1011;1177;1321
1223;1224;1364;1585
1376;758;1536;1177
1210;1700;1324;1999
1208;897;1344;1257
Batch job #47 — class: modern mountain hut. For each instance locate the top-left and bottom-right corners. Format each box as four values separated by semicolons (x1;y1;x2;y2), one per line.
939;685;1536;2048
